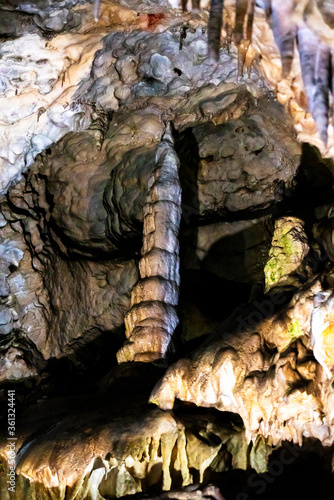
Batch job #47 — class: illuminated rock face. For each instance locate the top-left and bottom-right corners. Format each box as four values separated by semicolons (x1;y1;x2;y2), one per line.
1;0;334;197
150;278;334;446
311;291;334;378
264;217;309;292
150;216;334;449
1;1;334;500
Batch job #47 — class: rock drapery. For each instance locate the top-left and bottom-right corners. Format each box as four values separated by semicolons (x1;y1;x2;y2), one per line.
1;0;334;499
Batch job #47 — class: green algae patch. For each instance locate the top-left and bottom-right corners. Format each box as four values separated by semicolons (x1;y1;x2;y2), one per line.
287;319;302;341
264;217;309;292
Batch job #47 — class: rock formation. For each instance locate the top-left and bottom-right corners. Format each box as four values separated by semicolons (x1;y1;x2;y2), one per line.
117;124;182;363
1;1;334;500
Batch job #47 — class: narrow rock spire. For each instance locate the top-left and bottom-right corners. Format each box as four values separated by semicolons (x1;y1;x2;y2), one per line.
208;0;224;61
93;0;100;21
117;123;181;363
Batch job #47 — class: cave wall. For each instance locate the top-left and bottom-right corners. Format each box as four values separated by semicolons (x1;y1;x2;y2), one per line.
1;1;334;499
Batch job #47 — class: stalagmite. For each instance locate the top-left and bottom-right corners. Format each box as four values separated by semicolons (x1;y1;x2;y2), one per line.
264;217;309;292
117;124;181;363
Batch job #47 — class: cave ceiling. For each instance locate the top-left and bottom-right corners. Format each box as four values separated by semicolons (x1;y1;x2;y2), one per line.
1;1;334;500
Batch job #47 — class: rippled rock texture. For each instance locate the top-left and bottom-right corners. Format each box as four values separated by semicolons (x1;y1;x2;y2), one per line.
1;1;334;499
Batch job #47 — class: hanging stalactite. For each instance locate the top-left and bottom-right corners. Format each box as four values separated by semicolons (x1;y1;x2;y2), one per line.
117;123;182;363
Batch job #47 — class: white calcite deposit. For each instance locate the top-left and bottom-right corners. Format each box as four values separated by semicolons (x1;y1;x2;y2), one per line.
1;0;334;196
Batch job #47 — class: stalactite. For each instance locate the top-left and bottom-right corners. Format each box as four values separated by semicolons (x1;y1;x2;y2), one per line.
206;0;334;144
5;412;233;499
311;291;334;379
297;26;318;112
117;124;181;363
208;0;224;60
269;0;296;78
150;273;334;448
93;0;100;21
312;44;331;146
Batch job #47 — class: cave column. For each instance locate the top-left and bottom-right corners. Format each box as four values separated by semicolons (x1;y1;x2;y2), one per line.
117;123;181;363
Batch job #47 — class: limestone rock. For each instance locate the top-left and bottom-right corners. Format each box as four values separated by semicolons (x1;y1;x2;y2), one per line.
117;124;182;363
150;277;334;446
1;1;334;498
0;366;240;499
